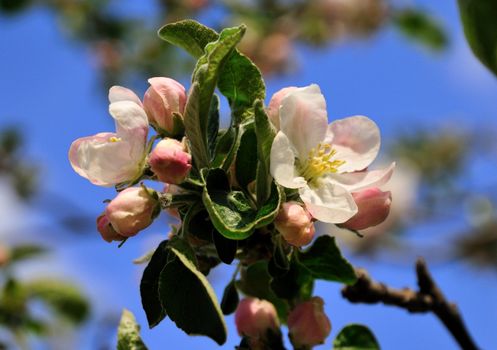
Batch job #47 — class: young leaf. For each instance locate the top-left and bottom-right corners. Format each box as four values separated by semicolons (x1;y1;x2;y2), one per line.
211;126;239;169
235;124;258;189
458;0;497;77
207;94;220;158
333;324;380;350
296;236;357;285
218;51;266;124
212;228;238;265
254;100;276;205
158;19;218;58
202;168;282;240
9;244;47;263
220;280;239;315
236;261;289;319
270;256;314;301
140;240;168;328
159;246;227;345
117;309;148;350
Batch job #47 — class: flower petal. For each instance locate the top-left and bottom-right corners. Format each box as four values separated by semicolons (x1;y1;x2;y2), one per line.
108;86;143;107
109;101;149;140
325;115;380;172
327;162;395;192
270;132;307;189
279;84;328;159
299;183;358;224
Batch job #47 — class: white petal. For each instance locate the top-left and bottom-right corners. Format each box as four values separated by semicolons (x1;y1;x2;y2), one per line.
108;86;143;107
327;162;396;192
299;183;358;224
279;84;328;159
325;115;380;172
109;101;149;140
270;132;306;189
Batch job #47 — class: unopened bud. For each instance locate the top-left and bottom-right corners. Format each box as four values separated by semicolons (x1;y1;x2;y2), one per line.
143;77;186;135
149;138;191;184
96;213;125;242
105;187;158;237
288;297;331;347
274;202;315;247
341;188;392;231
235;298;280;339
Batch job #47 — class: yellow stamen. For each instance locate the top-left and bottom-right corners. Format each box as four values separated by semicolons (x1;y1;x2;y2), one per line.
108;136;121;143
299;143;345;185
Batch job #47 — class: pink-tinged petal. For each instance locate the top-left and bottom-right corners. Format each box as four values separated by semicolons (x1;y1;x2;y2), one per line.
279;84;328;159
108;86;143;107
109;100;148;140
267;86;298;130
328;162;395;192
270;132;307;189
325;115;380;172
341;188;392;231
299;183;358;224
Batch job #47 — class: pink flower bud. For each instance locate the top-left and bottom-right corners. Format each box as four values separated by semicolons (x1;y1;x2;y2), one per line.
149;138;191;184
235;298;279;339
341;188;392;231
274;202;315;247
267;87;297;130
288;297;331;347
143;77;186;135
96;213;125;242
105;187;158;237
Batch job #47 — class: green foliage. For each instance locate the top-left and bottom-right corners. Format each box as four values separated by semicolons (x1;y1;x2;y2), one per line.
159;245;227;345
117;309;148;350
458;0;497;76
235;124;258;189
140;241;168;328
296;236;357;285
393;9;448;51
270;255;314;301
333;324;380;350
202;168;282;240
212;229;237;264
8;244;47;264
220;280;239;315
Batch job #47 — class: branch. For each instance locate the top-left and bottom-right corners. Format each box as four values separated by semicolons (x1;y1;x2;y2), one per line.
342;258;479;350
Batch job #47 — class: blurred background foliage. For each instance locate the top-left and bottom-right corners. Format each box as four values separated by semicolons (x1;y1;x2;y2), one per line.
1;0;497;348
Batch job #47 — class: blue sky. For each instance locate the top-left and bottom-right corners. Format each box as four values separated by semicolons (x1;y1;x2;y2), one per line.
1;0;497;349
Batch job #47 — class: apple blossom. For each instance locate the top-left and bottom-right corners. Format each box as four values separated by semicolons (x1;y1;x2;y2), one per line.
96;213;125;242
341;188;392;231
149;138;191;184
69;86;148;186
274;202;315;247
143;77;187;135
267;86;297;130
105;187;159;237
288;297;331;348
270;84;395;224
235;298;279;339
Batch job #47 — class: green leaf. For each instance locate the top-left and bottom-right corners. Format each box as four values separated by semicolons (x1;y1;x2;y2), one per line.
183;82;210;169
333;324;380;350
270;255;314;301
236;261;289;319
159;246;227;345
207;94;220;159
235;124;258;189
296;236;357;285
202;168;282;240
117;309;148;350
254;100;277;205
458;0;497;76
218;51;265;124
158;20;218;58
220;280;239;315
26;279;89;324
9;244;47;263
212;229;237;265
211;126;239;169
140;241;168;328
393;9;448;51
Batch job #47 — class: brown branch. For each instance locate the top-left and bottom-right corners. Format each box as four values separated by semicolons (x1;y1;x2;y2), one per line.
342;258;479;350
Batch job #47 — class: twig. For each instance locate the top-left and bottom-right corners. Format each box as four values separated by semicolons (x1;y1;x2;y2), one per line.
342;258;479;350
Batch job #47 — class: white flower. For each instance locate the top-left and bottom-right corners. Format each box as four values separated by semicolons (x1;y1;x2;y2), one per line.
69;86;149;186
270;84;394;224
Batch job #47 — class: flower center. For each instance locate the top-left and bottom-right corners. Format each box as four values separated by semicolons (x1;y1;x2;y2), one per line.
299;143;345;185
108;136;122;143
